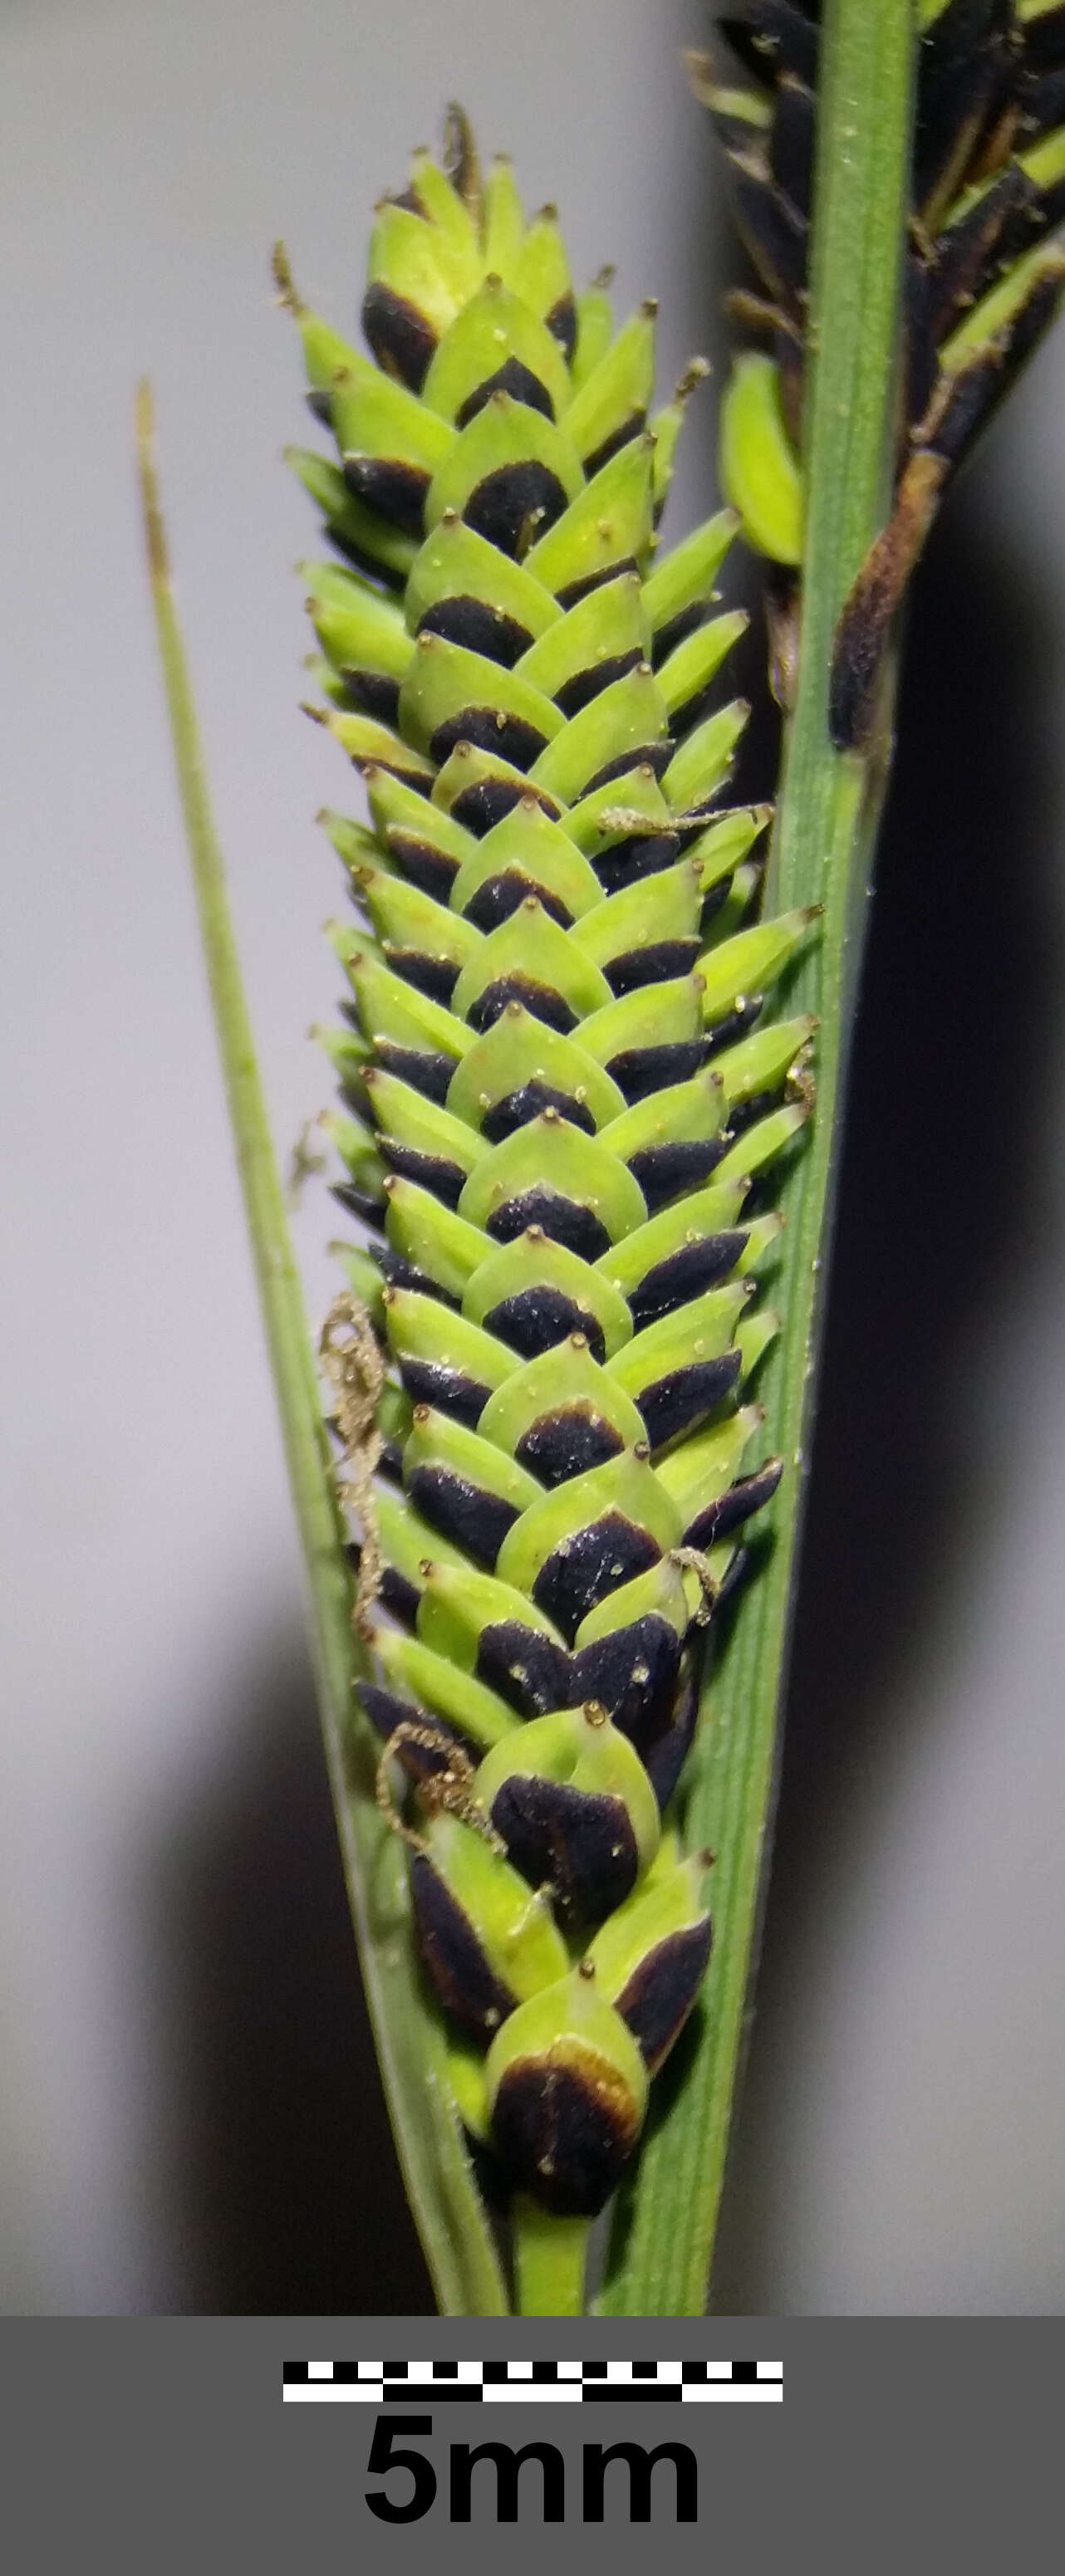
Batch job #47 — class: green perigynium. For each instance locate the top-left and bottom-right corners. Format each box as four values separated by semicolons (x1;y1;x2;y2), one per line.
281;110;814;2271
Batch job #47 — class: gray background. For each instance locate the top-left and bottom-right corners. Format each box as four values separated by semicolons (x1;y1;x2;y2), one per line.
6;2318;1052;2576
4;2317;1062;2569
2;0;1063;2314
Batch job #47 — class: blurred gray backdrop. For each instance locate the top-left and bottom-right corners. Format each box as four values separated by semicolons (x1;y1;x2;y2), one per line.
2;0;1063;2314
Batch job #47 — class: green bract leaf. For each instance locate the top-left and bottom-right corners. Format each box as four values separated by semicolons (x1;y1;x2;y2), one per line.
600;0;916;2318
137;385;508;2318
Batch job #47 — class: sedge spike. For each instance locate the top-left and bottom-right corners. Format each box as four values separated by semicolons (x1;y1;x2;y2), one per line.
283;110;814;2304
705;1;1065;737
145;7;1065;2322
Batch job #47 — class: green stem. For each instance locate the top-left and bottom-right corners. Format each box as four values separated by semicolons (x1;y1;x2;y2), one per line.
513;2202;590;2317
137;385;508;2317
601;0;915;2315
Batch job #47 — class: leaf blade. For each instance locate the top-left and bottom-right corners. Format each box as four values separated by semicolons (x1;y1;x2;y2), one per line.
600;0;915;2316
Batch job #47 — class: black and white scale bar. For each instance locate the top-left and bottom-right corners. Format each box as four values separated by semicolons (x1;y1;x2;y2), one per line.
282;2360;782;2405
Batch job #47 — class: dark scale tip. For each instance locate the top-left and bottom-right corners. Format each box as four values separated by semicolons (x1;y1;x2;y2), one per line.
606;938;702;997
626;1135;727;1213
616;1917;713;2076
483;1285;606;1364
581;414;650;482
486;1189;611;1263
719;2;819;90
582;742;673;799
556;557;640;613
385;832;461;903
515;1404;626;1486
371;1041;454;1104
340;668;401;727
606;1041;708;1106
704;997;764;1056
405;1463;521;1569
475;1619;576;1720
377;1141;467;1207
463;460;570;560
375;1246;459;1306
1023;2;1065;76
553;647;645;721
359;1682;471;1777
572;1614;680;1749
489;1772;640;1926
463;870;572;931
469;977;577;1036
367;1559;419;1628
652;600;711;665
330;1179;386;1227
481;1082;596;1141
727;1085;788;1143
923;163;1039;350
545;291;578;363
491;2053;639;2218
711;1539;751;1614
395;1358;490;1429
684;1455;784;1551
532;1511;662;1642
409;1853;516;2041
429;707;550;771
627;1230;748;1330
417;595;532;667
450;775;561;835
342;453;429;538
638;1349;744;1451
455;357;557;427
643;1660;701;1810
769;74;815;225
380;948;459;1007
924;350;1006;471
361;281;437;391
347;742;434;796
593;830;680;899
